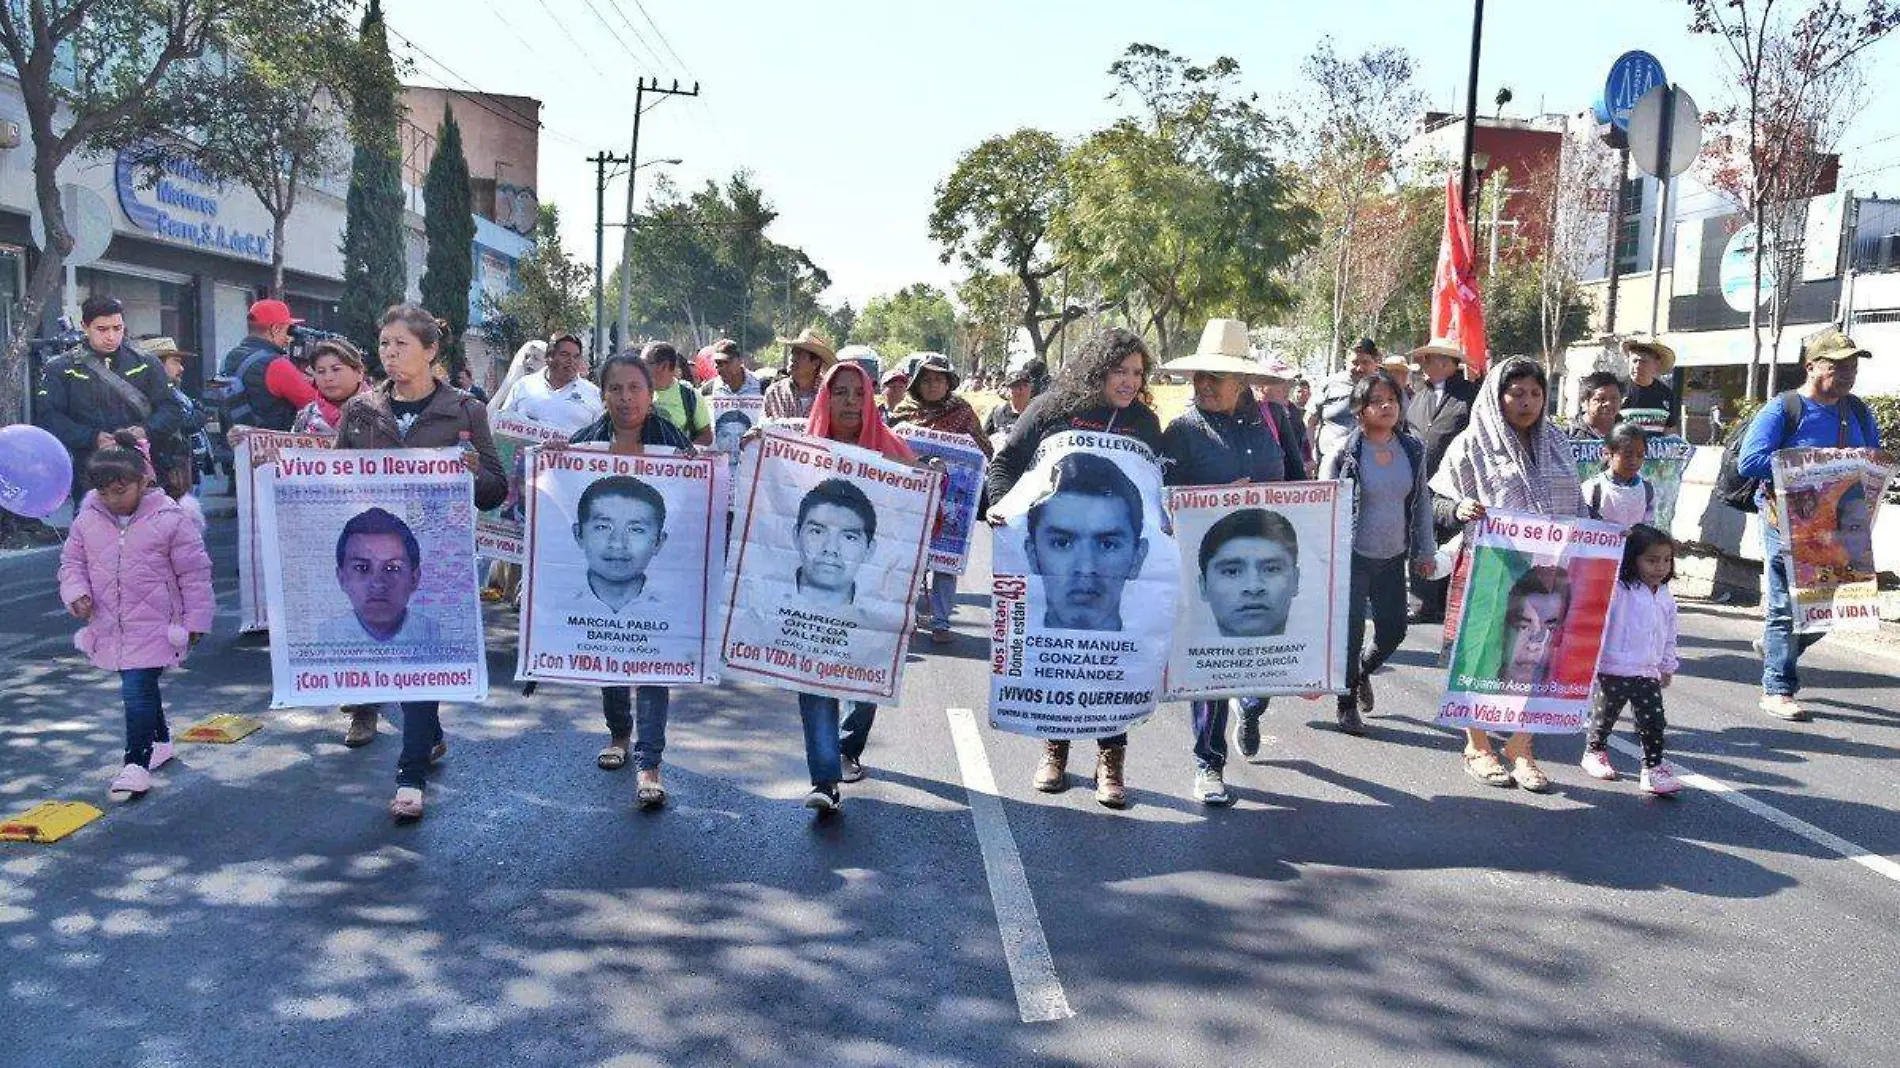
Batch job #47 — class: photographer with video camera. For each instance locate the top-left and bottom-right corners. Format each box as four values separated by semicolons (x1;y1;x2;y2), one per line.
216;298;320;437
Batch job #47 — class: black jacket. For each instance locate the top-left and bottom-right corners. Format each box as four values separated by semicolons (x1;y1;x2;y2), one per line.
1161;404;1289;486
1403;373;1477;478
986;394;1165;504
35;343;185;470
569;412;693;450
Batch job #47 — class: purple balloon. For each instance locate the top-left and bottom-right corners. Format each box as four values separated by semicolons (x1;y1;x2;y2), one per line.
0;423;73;518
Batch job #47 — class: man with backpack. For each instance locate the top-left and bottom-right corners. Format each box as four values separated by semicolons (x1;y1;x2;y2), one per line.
1733;330;1881;722
35;295;186;504
643;341;712;445
217;298;318;433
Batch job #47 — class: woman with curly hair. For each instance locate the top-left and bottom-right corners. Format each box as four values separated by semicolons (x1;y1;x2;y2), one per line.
986;327;1164;809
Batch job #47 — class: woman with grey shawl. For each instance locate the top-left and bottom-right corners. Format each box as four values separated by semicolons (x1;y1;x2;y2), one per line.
1429;357;1583;793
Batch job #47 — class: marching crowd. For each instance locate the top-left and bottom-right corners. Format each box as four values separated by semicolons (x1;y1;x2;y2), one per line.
34;293;1886;822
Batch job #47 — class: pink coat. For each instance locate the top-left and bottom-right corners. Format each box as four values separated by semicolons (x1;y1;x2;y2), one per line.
58;489;215;671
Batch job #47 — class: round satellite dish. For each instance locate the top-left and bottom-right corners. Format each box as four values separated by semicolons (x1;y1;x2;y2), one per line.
30;184;114;266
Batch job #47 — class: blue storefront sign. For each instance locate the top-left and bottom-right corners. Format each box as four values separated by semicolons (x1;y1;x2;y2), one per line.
115;149;273;264
1603;51;1667;133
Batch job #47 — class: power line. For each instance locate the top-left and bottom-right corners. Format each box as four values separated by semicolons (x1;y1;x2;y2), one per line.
385;24;589;148
618;0;691;73
574;0;659;72
520;0;617;83
587;0;669;71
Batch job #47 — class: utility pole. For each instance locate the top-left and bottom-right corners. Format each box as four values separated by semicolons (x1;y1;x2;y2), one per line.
616;77;701;350
1602;145;1630;335
588;151;629;359
1457;0;1485;211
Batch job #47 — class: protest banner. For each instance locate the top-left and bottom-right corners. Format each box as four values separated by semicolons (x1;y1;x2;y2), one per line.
1570;433;1694;529
259;448;487;707
988;430;1179;739
718;428;941;701
1772;447;1897;633
892;423;985;574
478;414;575;562
1162;480;1350;699
235;429;332;633
518;445;728;685
709;394;766;485
1437;510;1624;734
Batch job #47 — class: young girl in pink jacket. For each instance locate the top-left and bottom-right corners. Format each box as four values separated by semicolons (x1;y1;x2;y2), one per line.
58;432;215;801
1581;524;1682;796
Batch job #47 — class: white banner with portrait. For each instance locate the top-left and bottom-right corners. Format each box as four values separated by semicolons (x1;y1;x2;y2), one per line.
988;431;1179;739
718;428;942;701
477;414;575;562
517;445;728;685
892;424;986;575
1163;480;1351;700
236;429;333;633
259;448;488;707
709;394;766;487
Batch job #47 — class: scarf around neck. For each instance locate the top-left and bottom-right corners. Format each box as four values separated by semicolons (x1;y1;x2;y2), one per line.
1428;357;1581;518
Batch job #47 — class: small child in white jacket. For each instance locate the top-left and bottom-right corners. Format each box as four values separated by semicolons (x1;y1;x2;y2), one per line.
1581;524;1682;795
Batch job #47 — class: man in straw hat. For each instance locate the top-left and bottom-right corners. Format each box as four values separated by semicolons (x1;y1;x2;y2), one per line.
1736;328;1883;722
1311;336;1381;465
1621;336;1679;432
1159;319;1300;806
763;328;838;420
1402;337;1478;625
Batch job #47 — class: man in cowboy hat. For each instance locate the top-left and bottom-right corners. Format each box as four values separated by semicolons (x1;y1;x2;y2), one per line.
1310;336;1381;465
1621;337;1679;431
1381;352;1414;404
763;328;837;420
1736;328;1882;722
1403;337;1477;624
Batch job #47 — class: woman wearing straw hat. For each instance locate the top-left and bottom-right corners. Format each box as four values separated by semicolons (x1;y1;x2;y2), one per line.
1159;319;1298;806
763;329;838;421
1403;338;1477;625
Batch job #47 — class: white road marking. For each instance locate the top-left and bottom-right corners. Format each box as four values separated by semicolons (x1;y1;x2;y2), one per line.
945;707;1074;1023
1607;737;1900;884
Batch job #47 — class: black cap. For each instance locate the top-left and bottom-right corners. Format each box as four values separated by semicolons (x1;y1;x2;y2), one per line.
1352;337;1379;355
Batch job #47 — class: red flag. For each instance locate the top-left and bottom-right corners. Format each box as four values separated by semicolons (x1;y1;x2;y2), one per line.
1432;174;1489;376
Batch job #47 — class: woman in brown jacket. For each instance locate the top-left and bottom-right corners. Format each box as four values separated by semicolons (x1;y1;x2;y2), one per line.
334;303;507;821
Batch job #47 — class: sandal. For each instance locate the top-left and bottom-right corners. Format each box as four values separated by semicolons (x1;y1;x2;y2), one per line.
1510;756;1552;793
388;787;424;821
1463;750;1513;788
596;738;630;771
636;769;667;810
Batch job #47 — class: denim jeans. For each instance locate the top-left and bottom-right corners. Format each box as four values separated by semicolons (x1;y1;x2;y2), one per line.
120;667;168;768
798;693;879;786
1191;698;1270;771
396;701;443;789
1762;519;1824;696
926;570;960;629
602;685;671;771
1345;553;1410;708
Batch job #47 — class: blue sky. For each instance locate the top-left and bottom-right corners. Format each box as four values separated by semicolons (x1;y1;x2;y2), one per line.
394;0;1900;309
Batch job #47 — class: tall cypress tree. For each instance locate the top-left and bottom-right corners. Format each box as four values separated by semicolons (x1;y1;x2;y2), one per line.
420;104;475;376
338;0;406;359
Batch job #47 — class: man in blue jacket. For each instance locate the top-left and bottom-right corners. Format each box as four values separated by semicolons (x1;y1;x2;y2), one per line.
1736;330;1881;722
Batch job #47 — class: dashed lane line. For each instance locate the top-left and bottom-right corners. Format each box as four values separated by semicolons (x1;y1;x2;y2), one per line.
945;707;1074;1023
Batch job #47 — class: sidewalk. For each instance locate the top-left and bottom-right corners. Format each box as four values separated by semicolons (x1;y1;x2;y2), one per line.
0;473;237;590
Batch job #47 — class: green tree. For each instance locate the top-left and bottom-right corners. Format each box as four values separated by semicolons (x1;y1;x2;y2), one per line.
930;129;1089;360
420;104;475;374
853;284;958;362
483;205;591;357
338;0;406;354
0;0;242;421
955;271;1020;374
1053;44;1315;358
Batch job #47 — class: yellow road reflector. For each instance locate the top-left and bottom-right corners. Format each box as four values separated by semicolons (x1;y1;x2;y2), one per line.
0;801;104;843
179;714;262;744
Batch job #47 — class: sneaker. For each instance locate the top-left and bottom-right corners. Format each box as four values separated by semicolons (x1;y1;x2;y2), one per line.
1579;749;1618;781
929;626;954;644
1237;705;1263;758
1192;768;1234;807
1640;762;1684;796
1335;700;1365;736
1355;676;1375;716
1759;694;1810;722
148;741;175;771
1750;637;1764;659
803;784;841;813
840;756;866;783
109;763;152;801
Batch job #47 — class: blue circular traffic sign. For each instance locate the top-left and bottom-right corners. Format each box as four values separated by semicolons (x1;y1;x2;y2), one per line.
1604;51;1667;133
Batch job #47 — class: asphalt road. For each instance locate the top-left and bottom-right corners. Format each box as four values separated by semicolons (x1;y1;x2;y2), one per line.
3;520;1898;1067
